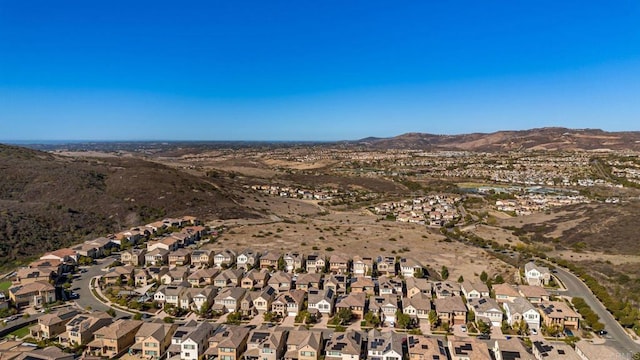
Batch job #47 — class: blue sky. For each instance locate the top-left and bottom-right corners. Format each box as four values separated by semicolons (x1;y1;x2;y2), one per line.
1;1;640;141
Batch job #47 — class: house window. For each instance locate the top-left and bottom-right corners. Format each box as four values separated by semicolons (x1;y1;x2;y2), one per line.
183;344;196;350
301;351;315;357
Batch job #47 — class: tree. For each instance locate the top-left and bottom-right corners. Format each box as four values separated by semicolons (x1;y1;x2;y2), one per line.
480;271;488;283
226;311;243;325
467;309;475;323
133;313;143;320
331;308;354;326
457;275;464;283
477;319;491;335
414;268;424;278
428;310;439;328
441;266;449;280
396;310;412;329
277;257;285;271
106;308;116;317
364;311;381;327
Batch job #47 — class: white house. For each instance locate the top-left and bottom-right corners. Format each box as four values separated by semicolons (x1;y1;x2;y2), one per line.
503;297;540;331
524;262;551;286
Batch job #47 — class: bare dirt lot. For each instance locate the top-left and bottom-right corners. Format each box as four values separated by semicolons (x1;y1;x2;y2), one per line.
207;195;515;282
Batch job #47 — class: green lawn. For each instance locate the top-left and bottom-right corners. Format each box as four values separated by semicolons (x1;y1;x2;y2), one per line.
0;281;11;291
8;325;31;339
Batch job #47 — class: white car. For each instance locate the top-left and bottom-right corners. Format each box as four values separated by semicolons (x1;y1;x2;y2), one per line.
461;325;467;332
530;328;538;335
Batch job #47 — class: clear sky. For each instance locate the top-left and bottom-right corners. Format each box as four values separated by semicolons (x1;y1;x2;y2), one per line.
1;1;640;141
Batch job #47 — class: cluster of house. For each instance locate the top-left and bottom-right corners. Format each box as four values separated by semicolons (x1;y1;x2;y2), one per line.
495;194;590;216
371;195;461;226
21;306;619;360
250;185;340;201
5;217;204;310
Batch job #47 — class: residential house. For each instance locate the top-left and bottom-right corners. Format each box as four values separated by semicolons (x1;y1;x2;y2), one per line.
467;297;503;326
461;281;490;299
434;281;462;298
405;277;432;298
503;297;541;331
377;276;403;295
120;249;147;267
240;290;259;316
253;286;277;313
213;249;237;268
329;254;350;274
268;271;293;293
307;288;335;315
15;267;57;286
351;277;375;296
493;283;520;304
518;285;550;304
154;285;187;307
187;268;219;287
214;287;247;313
538;301;580;331
204;325;250;360
325;331;362;360
160;267;189;285
15;346;74;360
369;294;399;325
168;248;192;266
493;338;535;360
407;335;448;360
29;308;79;340
448;336;491;360
145;248;169;266
166;321;199;358
366;330;403;360
284;329;323;360
134;268;151;287
284;252;305;273
236;249;260;271
244;327;288;360
434;296;468;326
335;292;366;319
352;256;374;278
85;319;143;358
524;262;551;287
402;293;432;323
532;341;581;360
40;248;78;264
58;311;113;347
376;256;397;276
260;251;281;270
181;322;216;360
574;340;621;360
272;289;306;317
214;268;244;288
9;281;56;309
295;272;322;291
130;322;177;360
399;257;424;278
241;269;270;290
147;236;179;252
180;287;216;312
323;274;349;295
102;265;134;286
147;266;170;283
191;249;215;268
305;253;326;274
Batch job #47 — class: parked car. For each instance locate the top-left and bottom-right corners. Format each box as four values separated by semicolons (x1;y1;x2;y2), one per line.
460;325;467;332
530;328;538;335
597;330;608;336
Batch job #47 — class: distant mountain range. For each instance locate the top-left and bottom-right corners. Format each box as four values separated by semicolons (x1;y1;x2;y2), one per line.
352;127;640;151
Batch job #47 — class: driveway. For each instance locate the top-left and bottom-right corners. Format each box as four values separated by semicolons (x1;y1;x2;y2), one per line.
552;266;640;354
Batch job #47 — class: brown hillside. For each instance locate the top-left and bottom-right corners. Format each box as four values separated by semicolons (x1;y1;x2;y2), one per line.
0;144;258;265
356;127;640;151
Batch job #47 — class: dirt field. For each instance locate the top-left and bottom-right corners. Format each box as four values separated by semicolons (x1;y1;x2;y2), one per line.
206;195;515;283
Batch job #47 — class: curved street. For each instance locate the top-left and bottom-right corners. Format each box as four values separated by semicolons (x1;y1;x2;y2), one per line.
551;266;640;355
73;255;131;319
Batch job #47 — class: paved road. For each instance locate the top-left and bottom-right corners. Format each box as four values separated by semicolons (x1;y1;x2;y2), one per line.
552;266;640;355
73;255;130;318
